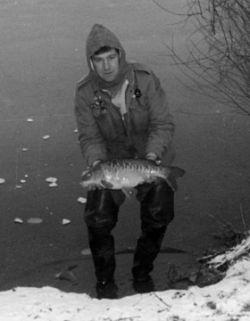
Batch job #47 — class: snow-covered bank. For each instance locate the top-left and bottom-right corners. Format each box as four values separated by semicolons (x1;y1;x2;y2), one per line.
0;254;250;321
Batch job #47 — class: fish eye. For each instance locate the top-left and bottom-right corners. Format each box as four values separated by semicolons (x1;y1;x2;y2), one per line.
82;171;91;180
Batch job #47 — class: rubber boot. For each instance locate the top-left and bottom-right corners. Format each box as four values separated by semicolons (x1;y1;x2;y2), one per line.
133;180;174;291
84;189;124;297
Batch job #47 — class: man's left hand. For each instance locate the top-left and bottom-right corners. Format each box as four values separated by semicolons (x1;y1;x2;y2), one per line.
146;152;161;165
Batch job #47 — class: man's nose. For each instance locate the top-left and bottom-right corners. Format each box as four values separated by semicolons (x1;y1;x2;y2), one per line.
103;59;110;70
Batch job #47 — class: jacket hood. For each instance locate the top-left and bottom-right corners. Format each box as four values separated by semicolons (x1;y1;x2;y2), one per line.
85;24;130;89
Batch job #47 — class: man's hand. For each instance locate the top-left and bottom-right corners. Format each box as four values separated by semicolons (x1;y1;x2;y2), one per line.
146;152;161;165
87;159;103;191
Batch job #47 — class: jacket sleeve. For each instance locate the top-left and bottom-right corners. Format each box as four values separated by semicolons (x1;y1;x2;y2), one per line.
145;72;175;158
74;87;107;166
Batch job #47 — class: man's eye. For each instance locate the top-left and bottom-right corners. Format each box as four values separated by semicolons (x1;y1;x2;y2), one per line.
93;58;102;63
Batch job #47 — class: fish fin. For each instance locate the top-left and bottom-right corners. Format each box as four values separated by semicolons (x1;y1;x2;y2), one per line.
121;188;133;198
166;177;177;192
100;180;114;189
172;167;186;178
166;167;186;192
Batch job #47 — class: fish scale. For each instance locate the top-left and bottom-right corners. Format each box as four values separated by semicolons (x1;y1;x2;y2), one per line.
102;160;165;187
81;159;185;194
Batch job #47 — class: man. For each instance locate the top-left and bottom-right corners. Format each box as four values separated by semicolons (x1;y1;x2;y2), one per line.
74;24;175;299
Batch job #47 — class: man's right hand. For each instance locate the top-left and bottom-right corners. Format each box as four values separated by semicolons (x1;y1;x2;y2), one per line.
145;152;162;165
87;160;103;191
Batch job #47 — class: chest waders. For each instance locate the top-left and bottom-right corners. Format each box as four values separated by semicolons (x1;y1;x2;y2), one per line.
84;179;174;296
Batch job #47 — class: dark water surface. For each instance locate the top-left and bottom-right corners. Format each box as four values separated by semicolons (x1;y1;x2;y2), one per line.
0;0;249;298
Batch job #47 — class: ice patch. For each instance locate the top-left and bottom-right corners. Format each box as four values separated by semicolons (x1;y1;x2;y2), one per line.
45;177;57;183
77;196;87;204
49;182;58;187
27;218;43;224
81;248;91;256
45;177;58;187
62;218;71;225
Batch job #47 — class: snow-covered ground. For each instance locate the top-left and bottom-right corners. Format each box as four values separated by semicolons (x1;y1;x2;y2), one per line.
1;239;250;321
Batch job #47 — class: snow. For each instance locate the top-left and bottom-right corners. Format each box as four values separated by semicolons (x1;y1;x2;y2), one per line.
209;235;250;269
0;252;249;320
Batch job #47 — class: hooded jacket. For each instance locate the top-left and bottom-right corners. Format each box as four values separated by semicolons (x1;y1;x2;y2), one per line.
74;24;175;166
85;24;129;90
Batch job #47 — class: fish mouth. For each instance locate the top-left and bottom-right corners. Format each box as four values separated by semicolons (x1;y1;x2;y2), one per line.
81;169;90;176
80;180;92;187
81;181;101;189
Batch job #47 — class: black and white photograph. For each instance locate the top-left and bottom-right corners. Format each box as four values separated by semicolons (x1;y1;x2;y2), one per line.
0;0;250;320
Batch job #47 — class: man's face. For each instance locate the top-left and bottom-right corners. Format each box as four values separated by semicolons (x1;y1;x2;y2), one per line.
92;49;119;82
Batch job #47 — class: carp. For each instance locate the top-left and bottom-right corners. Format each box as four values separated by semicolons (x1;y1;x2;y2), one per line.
81;159;185;195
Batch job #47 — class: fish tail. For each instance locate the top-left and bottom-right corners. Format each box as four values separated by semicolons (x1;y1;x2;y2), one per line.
171;167;185;178
165;166;185;192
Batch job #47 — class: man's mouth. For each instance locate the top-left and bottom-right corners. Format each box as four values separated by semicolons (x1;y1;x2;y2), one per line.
103;73;114;80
